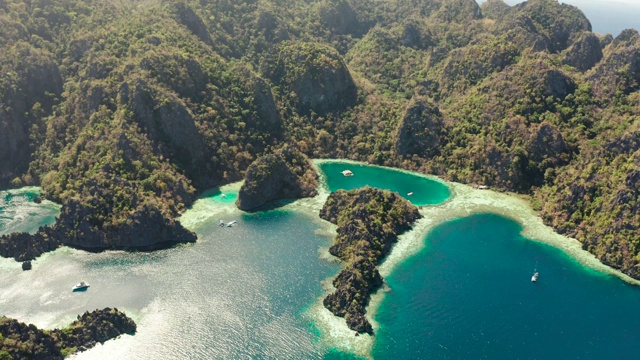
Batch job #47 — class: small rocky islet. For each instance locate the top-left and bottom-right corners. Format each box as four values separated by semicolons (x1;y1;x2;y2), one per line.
235;145;318;211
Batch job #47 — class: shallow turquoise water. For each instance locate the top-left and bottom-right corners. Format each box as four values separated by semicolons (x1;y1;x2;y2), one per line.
317;161;451;206
3;168;640;359
0;187;60;235
373;213;640;359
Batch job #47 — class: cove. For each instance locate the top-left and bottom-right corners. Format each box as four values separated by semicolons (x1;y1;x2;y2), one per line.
373;213;640;359
316;160;451;206
0;202;340;358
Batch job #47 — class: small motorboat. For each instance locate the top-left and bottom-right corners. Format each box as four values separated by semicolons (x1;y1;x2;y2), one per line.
341;170;354;177
221;194;227;199
72;281;90;292
226;220;238;227
407;192;414;196
531;272;539;282
219;220;225;227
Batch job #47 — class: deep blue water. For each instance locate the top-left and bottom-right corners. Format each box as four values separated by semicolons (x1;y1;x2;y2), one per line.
4;166;640;359
373;213;640;359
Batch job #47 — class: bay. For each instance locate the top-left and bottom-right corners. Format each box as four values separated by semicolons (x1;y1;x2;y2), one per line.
373;213;640;359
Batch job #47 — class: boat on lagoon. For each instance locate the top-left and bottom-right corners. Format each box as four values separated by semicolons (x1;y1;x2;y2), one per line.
72;281;90;292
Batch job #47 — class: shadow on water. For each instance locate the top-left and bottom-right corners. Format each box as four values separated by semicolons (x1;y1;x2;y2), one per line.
240;198;300;214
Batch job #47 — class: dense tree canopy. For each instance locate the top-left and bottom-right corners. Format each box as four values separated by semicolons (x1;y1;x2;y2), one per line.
0;0;638;279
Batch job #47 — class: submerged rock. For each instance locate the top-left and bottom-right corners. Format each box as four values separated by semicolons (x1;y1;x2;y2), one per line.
21;261;32;271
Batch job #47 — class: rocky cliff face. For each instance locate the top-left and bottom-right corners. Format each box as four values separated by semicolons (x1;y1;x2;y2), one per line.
57;197;197;251
123;78;212;187
587;29;640;97
236;145;318;211
319;187;421;333
172;2;213;46
510;0;591;53
317;0;362;36
393;98;443;158
0;42;63;186
562;32;603;72
267;42;357;115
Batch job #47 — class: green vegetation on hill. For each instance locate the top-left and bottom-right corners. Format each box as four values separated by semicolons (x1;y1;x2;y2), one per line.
236;145;317;211
0;0;638;280
0;308;136;359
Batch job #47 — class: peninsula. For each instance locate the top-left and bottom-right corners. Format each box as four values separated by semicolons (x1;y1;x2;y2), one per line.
319;187;421;333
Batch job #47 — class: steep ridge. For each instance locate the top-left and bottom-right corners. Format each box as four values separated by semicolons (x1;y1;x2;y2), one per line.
0;0;637;281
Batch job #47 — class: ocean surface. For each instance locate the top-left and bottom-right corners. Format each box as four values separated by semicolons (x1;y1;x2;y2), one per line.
0;187;60;235
2;162;640;359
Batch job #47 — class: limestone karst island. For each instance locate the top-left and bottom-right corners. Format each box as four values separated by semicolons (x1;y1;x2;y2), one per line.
1;0;639;358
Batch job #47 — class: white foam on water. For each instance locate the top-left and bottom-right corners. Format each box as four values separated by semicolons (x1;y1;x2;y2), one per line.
0;186;61;235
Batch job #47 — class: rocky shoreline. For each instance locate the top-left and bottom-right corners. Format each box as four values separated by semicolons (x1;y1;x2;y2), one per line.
0;201;196;267
319;187;421;333
236;145;318;211
0;308;136;359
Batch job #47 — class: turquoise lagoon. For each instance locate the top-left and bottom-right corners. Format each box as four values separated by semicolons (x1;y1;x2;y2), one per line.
1;161;640;359
316;161;451;206
373;213;640;359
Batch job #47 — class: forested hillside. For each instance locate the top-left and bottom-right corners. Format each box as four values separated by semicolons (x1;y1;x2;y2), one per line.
0;0;638;277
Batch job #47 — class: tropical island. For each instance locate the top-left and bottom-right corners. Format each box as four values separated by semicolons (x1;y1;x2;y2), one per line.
0;308;136;359
0;0;639;355
0;0;638;278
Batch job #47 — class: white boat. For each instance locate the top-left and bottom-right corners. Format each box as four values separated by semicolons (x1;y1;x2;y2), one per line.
72;281;90;292
407;192;414;196
219;220;225;227
341;170;354;177
226;220;238;227
531;272;539;282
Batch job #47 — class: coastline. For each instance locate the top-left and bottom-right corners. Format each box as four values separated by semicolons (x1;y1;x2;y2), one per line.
299;159;640;359
4;161;639;359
